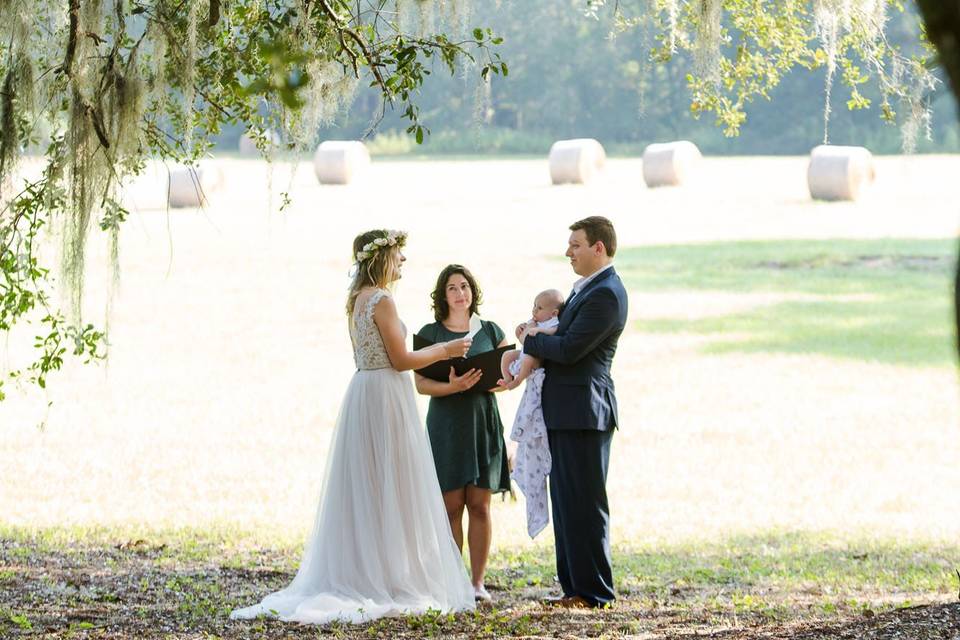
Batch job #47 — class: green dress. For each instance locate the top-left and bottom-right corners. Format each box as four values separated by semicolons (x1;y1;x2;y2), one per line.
418;319;511;494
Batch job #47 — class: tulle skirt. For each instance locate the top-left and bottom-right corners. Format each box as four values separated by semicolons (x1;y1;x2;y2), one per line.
230;368;475;624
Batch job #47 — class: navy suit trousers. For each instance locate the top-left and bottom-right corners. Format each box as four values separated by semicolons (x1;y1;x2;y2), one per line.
548;429;615;605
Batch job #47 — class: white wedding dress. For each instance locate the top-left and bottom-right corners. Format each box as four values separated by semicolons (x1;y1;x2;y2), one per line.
231;289;475;624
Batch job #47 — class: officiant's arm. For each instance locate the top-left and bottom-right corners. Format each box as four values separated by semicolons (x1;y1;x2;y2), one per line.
524;290;617;365
373;296;471;371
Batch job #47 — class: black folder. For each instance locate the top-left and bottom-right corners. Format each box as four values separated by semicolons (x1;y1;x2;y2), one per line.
413;334;515;393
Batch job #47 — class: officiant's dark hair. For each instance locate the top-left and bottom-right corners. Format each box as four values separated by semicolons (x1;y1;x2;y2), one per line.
431;264;482;322
570;216;617;257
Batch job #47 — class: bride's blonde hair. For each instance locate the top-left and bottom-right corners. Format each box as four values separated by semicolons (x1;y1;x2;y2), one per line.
346;229;406;315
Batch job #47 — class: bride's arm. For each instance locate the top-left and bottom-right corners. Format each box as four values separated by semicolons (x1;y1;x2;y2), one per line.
374;295;470;371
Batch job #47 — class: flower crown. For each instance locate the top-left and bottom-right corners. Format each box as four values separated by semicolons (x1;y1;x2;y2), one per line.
355;230;407;265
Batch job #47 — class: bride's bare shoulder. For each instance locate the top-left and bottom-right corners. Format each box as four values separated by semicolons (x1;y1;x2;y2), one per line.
356;288;396;317
372;290;398;315
354;286;384;305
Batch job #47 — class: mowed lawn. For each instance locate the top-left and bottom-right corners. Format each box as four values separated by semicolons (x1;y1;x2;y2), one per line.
618;238;956;367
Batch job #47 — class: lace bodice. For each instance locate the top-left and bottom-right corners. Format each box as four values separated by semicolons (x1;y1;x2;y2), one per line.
350;289;402;370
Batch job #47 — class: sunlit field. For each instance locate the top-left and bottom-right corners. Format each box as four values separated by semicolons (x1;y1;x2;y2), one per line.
2;155;959;544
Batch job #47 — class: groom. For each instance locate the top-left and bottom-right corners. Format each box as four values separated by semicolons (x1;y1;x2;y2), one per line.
520;216;628;608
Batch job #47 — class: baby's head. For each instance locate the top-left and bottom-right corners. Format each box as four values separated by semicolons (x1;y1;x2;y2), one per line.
532;289;564;323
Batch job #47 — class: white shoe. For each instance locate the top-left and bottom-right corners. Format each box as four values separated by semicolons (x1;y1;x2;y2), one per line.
474;584;492;602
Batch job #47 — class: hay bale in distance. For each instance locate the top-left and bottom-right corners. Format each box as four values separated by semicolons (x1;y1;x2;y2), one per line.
313;141;371;185
642;141;702;188
548;138;606;185
807;145;876;201
167;165;224;208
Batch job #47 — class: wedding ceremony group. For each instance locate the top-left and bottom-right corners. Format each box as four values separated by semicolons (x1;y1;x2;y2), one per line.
226;215;626;624
3;1;960;639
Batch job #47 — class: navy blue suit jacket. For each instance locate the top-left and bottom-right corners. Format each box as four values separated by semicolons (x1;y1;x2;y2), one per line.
523;266;628;431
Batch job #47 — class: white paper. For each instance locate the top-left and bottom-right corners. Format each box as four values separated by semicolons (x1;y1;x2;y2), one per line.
466;314;483;339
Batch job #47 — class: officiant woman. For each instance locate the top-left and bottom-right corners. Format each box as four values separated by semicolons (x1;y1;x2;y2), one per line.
414;264;511;602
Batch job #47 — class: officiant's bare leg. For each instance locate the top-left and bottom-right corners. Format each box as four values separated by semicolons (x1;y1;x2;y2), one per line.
443;489;467;551
465;485;492;588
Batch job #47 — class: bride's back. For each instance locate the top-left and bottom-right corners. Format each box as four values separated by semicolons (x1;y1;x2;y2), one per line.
350;288;394;371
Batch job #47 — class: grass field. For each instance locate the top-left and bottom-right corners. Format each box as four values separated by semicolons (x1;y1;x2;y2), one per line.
617;238;956;366
1;156;959;638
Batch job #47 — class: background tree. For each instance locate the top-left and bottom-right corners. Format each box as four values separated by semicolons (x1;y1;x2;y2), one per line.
0;0;504;400
913;2;960;356
311;1;954;156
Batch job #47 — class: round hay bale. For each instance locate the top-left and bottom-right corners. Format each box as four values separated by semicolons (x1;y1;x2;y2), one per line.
167;165;224;208
238;130;279;156
548;138;606;185
121;161;169;211
807;145;876;201
313;141;371;185
642;140;702;188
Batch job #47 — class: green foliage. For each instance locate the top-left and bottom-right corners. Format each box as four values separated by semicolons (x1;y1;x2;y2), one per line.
0;0;501;400
7;612;31;630
368;126;553;155
324;1;954;157
601;0;939;146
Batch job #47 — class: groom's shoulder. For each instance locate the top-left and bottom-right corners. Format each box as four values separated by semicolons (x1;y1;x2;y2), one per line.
593;272;628;309
596;269;626;294
613;274;627;295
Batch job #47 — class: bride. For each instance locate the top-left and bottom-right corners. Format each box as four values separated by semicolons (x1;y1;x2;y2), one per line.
231;229;476;624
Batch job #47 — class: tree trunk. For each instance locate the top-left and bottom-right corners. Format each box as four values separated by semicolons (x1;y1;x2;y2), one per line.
914;1;960;361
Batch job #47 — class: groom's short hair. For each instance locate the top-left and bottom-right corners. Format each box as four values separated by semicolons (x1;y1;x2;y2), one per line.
570;216;616;257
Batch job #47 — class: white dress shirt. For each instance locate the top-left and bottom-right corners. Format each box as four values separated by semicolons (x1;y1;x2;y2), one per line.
570;262;614;300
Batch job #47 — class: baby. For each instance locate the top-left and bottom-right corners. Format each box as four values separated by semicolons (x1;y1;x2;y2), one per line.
501;288;564;539
500;288;564;390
